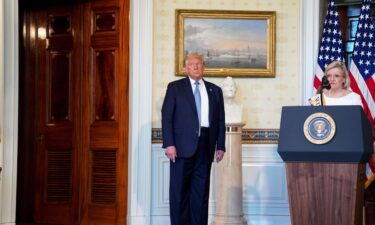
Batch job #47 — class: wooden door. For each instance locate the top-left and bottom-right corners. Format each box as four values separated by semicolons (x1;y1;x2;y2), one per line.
33;5;82;224
80;0;129;224
17;0;129;224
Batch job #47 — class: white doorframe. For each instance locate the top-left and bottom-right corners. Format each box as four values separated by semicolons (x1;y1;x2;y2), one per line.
1;0;19;224
300;0;321;105
127;0;153;224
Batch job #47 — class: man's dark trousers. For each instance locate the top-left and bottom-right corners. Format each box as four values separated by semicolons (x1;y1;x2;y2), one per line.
169;128;212;225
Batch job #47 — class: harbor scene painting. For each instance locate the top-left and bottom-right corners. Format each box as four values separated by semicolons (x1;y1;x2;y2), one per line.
184;18;267;69
175;10;276;77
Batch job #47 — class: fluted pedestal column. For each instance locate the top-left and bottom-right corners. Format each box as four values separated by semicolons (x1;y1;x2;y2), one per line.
212;122;247;225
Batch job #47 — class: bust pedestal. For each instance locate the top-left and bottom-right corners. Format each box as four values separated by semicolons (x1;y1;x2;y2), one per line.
212;122;247;225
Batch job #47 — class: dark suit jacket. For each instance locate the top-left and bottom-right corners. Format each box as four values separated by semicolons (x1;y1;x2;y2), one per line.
162;77;225;159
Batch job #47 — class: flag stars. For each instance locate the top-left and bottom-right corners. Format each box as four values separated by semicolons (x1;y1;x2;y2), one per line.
317;1;344;71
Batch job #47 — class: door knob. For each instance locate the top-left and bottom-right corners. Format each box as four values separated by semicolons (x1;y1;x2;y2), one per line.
37;133;45;141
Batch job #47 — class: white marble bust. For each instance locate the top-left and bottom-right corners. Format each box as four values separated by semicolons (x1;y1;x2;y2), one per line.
221;76;243;123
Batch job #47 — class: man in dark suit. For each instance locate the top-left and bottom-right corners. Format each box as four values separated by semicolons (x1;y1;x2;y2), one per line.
162;52;226;225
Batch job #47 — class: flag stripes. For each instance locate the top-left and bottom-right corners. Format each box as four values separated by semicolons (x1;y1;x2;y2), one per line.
348;0;375;188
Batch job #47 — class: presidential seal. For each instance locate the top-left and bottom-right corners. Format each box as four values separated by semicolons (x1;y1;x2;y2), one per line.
303;112;336;144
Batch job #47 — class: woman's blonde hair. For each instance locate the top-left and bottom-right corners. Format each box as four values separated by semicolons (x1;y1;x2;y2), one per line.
317;61;350;94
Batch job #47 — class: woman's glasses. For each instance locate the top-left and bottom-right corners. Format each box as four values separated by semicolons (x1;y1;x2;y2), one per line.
326;74;343;79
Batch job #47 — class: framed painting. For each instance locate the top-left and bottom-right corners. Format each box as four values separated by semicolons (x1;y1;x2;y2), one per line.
175;9;276;77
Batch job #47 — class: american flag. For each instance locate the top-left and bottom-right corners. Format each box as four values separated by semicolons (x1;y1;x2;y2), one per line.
348;0;375;188
313;0;345;92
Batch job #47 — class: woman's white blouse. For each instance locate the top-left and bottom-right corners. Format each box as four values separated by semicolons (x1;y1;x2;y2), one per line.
323;92;362;106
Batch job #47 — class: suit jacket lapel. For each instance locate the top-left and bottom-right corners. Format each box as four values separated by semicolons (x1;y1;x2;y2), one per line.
204;80;214;123
182;77;198;114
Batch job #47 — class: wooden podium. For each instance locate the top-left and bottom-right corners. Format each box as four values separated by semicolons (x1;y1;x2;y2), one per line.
278;106;373;225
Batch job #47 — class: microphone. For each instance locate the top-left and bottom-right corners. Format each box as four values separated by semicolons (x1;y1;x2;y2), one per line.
319;76;331;106
321;76;331;90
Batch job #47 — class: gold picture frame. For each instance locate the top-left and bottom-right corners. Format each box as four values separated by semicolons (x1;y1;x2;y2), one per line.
175;9;276;77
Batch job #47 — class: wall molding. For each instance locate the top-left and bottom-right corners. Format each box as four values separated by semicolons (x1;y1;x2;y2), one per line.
152;128;279;144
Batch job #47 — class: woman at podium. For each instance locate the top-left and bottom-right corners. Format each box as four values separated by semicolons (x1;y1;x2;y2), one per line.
310;61;362;106
311;60;375;224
